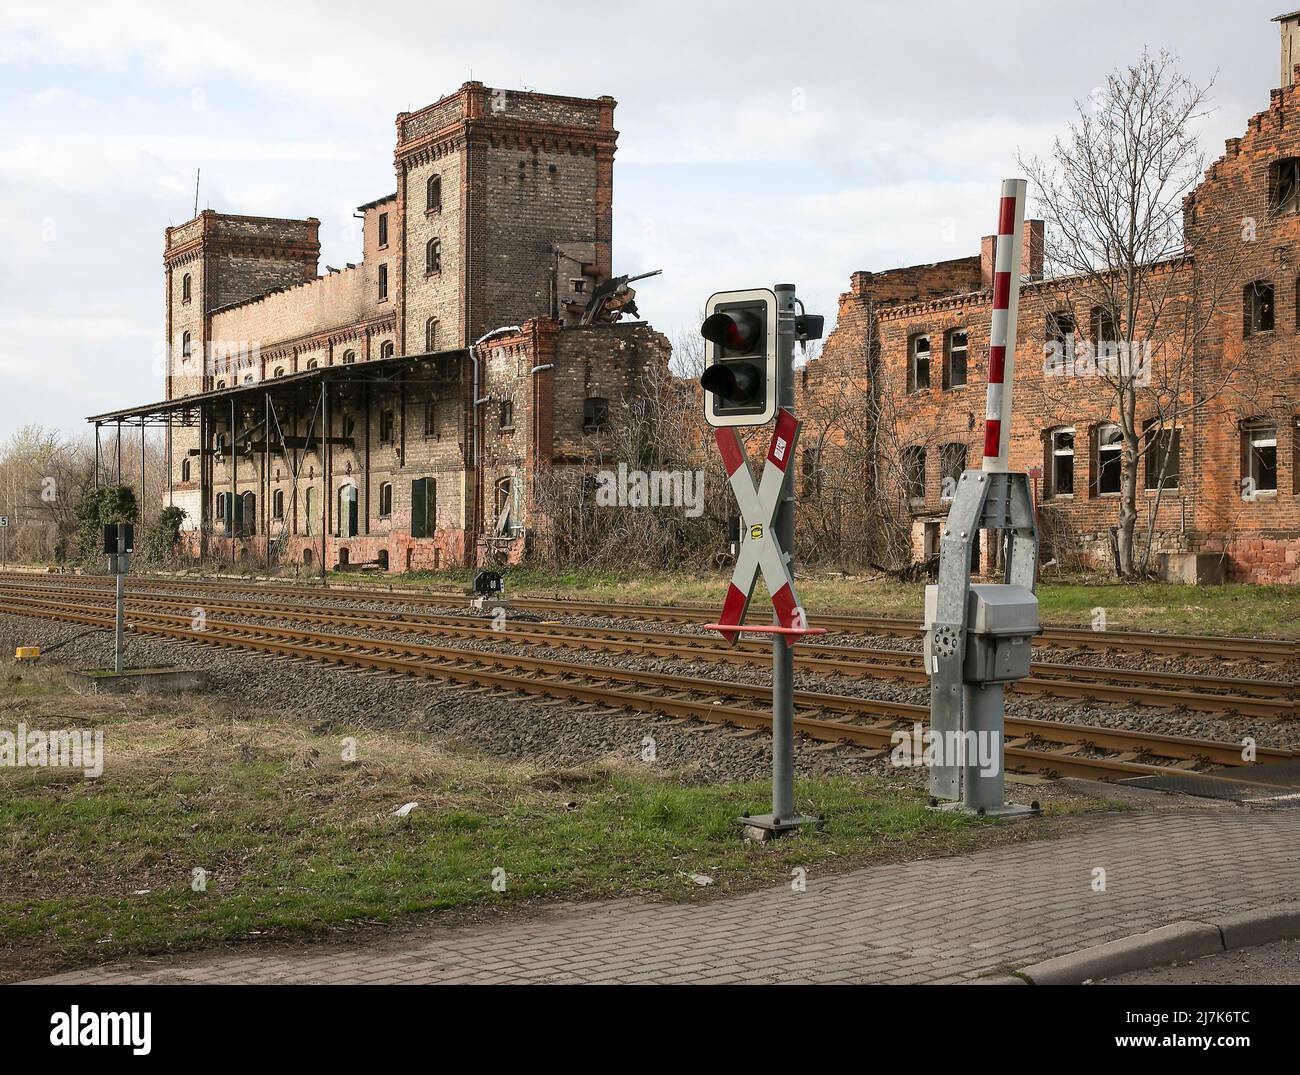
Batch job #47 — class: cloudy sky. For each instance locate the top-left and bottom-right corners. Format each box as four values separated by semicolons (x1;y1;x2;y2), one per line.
0;0;1283;434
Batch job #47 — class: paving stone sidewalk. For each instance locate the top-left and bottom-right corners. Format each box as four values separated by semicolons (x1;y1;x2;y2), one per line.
30;808;1300;984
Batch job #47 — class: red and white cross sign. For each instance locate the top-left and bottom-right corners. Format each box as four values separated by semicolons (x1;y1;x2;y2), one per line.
712;408;805;644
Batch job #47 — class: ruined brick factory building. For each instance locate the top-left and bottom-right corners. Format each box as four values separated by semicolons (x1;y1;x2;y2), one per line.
801;15;1300;584
90;82;668;571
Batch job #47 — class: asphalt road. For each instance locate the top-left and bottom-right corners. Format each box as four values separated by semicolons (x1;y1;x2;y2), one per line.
1101;939;1300;984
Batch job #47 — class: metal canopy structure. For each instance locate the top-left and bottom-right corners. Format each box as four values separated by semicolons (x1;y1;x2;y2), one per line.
85;347;469;427
84;348;471;574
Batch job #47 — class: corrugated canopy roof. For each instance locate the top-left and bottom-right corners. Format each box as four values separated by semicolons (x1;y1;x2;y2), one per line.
86;348;467;425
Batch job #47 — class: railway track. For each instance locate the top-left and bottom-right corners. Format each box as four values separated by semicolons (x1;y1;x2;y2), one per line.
0;580;1292;718
0;585;1293;785
2;570;1293;663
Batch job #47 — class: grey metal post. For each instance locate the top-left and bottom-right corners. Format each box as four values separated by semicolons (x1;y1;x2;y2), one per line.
771;283;798;825
112;522;128;674
114;568;125;674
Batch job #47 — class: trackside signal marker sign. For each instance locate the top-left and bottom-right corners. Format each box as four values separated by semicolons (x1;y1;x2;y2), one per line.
714;408;805;643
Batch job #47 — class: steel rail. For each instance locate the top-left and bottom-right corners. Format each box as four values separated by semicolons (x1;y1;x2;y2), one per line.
2;570;1292;662
0;590;1292;781
0;580;1293;718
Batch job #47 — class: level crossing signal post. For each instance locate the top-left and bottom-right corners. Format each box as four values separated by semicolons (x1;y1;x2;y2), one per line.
700;283;824;839
104;522;134;675
921;180;1041;818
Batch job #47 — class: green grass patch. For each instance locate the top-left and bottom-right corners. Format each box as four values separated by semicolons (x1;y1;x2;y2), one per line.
0;664;1089;982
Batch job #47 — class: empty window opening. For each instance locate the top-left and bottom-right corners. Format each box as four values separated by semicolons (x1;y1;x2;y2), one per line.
1272;158;1300;212
273;489;284;520
1244;281;1275;336
379;481;393;517
181;331;192;361
181;458;191;483
379;409;395;444
423;398;437;437
583;397;609;433
1090;306;1118;355
802;447;823;499
338;547;349;566
342;350;356;364
380;341;395;358
426;174;441;212
902;445;926;504
425;318;439;352
376;549;389;571
1242;419;1278;495
1095;423;1122;496
940;443;965;500
500;400;514;428
943;330;967;389
378;263;388;301
426;238;441;275
377;212;388;248
1143;420;1180;491
494;476;519;536
908;335;930;392
181;273;192;303
1049;427;1075;497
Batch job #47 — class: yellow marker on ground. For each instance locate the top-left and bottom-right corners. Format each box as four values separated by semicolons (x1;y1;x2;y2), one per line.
14;646;40;661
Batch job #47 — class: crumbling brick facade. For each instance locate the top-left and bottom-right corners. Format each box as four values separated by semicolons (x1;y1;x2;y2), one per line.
120;82;662;573
802;57;1300;584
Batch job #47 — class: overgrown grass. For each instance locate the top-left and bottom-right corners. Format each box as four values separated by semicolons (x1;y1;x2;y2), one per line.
311;566;1300;637
0;665;1088;982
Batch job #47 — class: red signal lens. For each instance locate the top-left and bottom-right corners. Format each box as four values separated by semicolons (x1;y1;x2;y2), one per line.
701;310;762;355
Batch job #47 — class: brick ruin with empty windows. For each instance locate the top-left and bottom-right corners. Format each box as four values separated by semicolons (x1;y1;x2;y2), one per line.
92;82;669;571
798;17;1300;584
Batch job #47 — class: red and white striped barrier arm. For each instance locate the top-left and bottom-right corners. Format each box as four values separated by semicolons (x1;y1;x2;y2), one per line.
981;178;1027;474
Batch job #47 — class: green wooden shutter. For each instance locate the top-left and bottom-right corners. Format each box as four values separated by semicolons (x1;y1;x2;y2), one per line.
411;478;427;538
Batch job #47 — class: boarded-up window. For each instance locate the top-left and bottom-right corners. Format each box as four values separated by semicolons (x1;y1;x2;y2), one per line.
411;478;435;538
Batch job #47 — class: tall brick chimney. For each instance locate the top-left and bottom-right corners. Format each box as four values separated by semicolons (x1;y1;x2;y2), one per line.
1274;10;1300;88
981;220;1044;286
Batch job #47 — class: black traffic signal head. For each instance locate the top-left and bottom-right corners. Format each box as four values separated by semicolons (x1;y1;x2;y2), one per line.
699;289;778;427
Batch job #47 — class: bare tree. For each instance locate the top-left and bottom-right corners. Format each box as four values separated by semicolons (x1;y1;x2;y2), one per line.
1021;50;1244;577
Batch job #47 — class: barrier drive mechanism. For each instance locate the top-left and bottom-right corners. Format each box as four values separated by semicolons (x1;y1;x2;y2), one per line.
922;179;1041;819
